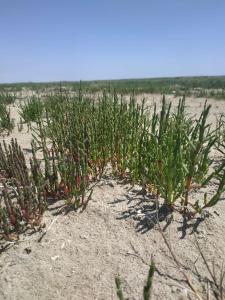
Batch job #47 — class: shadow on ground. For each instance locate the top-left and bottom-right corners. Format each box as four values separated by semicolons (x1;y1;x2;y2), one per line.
112;187;209;238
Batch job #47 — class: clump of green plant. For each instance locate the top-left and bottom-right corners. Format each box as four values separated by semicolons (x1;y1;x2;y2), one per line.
19;91;225;215
0;92;16;105
115;258;155;300
19;96;44;125
0;102;14;135
0;139;46;240
138;96;225;212
20;91;148;208
197;88;225;100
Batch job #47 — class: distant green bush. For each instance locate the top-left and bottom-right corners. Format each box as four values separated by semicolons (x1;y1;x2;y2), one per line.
0;92;16;105
0;102;14;135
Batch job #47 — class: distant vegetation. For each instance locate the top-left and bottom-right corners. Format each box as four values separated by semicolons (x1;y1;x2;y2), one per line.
0;76;225;99
0;92;16;105
0;92;15;135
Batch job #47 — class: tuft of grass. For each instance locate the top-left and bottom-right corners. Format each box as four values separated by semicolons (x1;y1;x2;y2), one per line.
0;102;14;135
0;92;16;105
115;277;125;300
19;96;44;125
115;258;155;300
143;258;155;300
0;139;46;239
138;96;225;211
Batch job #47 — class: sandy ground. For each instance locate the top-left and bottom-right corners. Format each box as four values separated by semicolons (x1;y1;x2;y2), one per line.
0;94;225;300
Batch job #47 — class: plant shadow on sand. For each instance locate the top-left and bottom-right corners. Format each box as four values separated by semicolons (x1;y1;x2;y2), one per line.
113;187;209;238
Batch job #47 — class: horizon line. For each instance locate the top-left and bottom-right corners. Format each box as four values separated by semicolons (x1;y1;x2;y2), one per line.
1;74;225;85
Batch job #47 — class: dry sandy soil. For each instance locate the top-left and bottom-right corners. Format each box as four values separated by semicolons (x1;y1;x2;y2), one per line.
0;94;225;300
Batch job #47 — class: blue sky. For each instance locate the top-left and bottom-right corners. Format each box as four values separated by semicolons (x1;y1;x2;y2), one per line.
0;0;225;83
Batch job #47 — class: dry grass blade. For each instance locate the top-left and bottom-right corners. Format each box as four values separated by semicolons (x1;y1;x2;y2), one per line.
194;234;225;300
158;224;204;300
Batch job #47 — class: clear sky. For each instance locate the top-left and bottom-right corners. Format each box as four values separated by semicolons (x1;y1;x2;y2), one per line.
0;0;225;83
